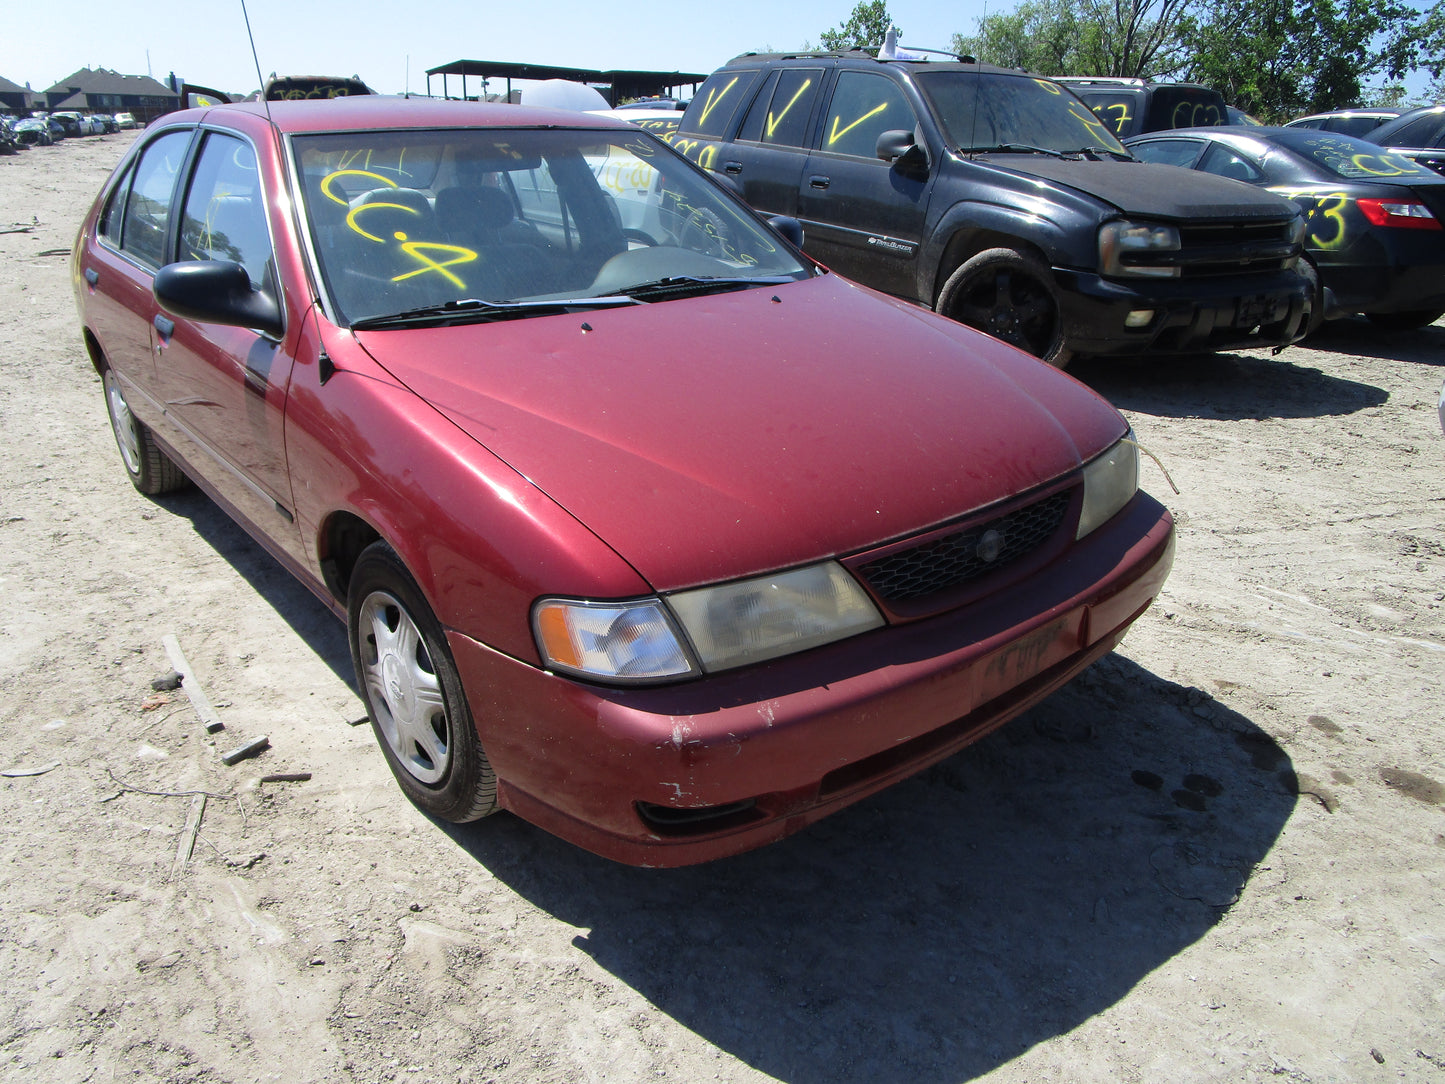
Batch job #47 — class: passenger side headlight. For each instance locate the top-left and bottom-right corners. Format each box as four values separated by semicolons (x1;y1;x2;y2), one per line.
1099;220;1180;278
533;562;884;684
1077;435;1139;539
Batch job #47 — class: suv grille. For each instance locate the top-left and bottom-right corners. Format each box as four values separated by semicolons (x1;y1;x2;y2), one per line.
1176;220;1299;276
855;491;1070;604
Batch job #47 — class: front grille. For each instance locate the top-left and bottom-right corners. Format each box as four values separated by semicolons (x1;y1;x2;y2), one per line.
855;491;1070;604
1175;219;1299;276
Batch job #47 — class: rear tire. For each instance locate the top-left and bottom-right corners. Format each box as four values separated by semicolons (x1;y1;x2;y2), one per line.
1365;308;1444;331
348;542;498;823
936;248;1071;367
102;368;190;495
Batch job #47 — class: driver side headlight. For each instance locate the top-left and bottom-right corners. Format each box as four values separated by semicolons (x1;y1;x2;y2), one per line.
533;562;884;684
1099;220;1181;278
1077;434;1139;539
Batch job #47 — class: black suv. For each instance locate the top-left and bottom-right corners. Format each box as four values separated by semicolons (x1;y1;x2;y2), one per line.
1055;77;1229;140
670;53;1311;364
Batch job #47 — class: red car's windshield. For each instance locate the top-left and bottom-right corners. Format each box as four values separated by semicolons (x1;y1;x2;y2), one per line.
292;127;810;325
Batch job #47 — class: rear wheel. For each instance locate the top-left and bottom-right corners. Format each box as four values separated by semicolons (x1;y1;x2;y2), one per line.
1296;258;1325;338
102;368;189;494
348;542;497;823
1365;308;1444;331
936;247;1071;366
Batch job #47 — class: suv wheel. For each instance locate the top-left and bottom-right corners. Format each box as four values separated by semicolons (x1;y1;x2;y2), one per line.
936;248;1071;367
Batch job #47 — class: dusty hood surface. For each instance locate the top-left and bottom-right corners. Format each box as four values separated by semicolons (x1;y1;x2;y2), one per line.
980;156;1300;220
355;275;1125;590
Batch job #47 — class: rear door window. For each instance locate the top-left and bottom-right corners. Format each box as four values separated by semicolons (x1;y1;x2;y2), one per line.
738;69;824;148
117;130;193;268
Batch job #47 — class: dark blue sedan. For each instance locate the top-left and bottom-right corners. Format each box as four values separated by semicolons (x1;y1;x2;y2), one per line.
1127;126;1445;330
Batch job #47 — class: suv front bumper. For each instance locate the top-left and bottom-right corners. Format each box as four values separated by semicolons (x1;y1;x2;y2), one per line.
1054;266;1313;357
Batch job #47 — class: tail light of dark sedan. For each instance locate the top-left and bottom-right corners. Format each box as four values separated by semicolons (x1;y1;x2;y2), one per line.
1357;198;1442;230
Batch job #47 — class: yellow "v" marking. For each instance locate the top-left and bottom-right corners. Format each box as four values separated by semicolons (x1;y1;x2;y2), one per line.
699;77;739;127
765;79;813;138
829;103;887;146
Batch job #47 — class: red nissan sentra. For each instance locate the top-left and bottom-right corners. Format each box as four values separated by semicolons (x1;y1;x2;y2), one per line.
73;96;1174;865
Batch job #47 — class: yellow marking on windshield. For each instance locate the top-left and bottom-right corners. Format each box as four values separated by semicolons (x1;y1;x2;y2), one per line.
322;169;398;206
766;80;813;138
1349;153;1415;177
1172;101;1222;128
1094;103;1131;135
699;77;739;127
390;240;478;288
345;200;416;242
828;103;888;146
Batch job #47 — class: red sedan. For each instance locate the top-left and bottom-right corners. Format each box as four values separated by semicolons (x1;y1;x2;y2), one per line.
73;96;1173;865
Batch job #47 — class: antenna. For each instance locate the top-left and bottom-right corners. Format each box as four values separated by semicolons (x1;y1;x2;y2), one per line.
239;0;273;121
970;2;986;153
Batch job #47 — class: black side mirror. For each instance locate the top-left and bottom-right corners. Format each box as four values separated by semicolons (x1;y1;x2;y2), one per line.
877;128;930;175
768;215;804;250
153;261;283;340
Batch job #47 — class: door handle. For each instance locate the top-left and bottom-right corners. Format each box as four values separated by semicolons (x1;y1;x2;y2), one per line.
83;267;99;286
809;175;831;190
153;314;175;339
724;161;743;175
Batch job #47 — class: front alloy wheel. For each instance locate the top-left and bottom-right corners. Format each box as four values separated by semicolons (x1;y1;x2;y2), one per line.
936;247;1071;366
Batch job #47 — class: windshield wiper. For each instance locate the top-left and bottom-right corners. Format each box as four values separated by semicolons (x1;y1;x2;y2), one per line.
350;295;639;331
973;143;1069;157
1071;147;1134;161
614;275;798;301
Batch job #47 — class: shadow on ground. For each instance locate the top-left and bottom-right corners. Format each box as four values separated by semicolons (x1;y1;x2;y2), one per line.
1304;317;1445;366
155;488;356;686
441;653;1297;1084
1070;346;1387;421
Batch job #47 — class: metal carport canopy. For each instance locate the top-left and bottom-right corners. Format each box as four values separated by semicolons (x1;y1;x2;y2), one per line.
424;60;705;106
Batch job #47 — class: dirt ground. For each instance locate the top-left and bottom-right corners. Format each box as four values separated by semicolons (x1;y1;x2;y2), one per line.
1;130;1442;1084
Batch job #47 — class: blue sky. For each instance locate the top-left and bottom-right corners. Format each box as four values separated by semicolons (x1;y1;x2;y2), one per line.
5;0;1432;102
1;0;990;97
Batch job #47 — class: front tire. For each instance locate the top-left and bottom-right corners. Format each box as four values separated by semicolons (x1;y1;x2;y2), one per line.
102;368;190;495
936;247;1071;366
348;543;497;823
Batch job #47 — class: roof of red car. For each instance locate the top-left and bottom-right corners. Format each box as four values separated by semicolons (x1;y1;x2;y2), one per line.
191;95;632;135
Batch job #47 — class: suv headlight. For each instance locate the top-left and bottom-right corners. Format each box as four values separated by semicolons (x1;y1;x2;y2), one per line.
533;562;884;684
1077;434;1139;538
1099;220;1181;278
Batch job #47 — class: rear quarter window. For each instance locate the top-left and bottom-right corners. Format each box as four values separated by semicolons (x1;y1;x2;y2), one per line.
681;70;762;138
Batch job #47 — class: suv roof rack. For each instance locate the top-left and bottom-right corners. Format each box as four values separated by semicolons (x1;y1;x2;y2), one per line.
730;47;976;65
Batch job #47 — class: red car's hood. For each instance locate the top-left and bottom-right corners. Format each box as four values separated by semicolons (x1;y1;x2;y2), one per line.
355;276;1124;591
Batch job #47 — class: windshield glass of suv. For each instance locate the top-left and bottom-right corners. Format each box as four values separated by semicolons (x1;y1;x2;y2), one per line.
915;71;1128;155
293;126;809;325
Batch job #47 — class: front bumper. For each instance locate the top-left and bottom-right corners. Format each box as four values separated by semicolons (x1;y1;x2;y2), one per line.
1054;266;1312;357
449;493;1175;866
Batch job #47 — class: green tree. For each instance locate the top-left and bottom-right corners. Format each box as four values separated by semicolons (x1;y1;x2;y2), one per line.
952;0;1093;73
955;0;1194;77
820;1;895;51
1184;0;1428;121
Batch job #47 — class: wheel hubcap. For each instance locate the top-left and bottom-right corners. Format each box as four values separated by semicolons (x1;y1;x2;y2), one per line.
358;590;450;785
104;371;143;475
